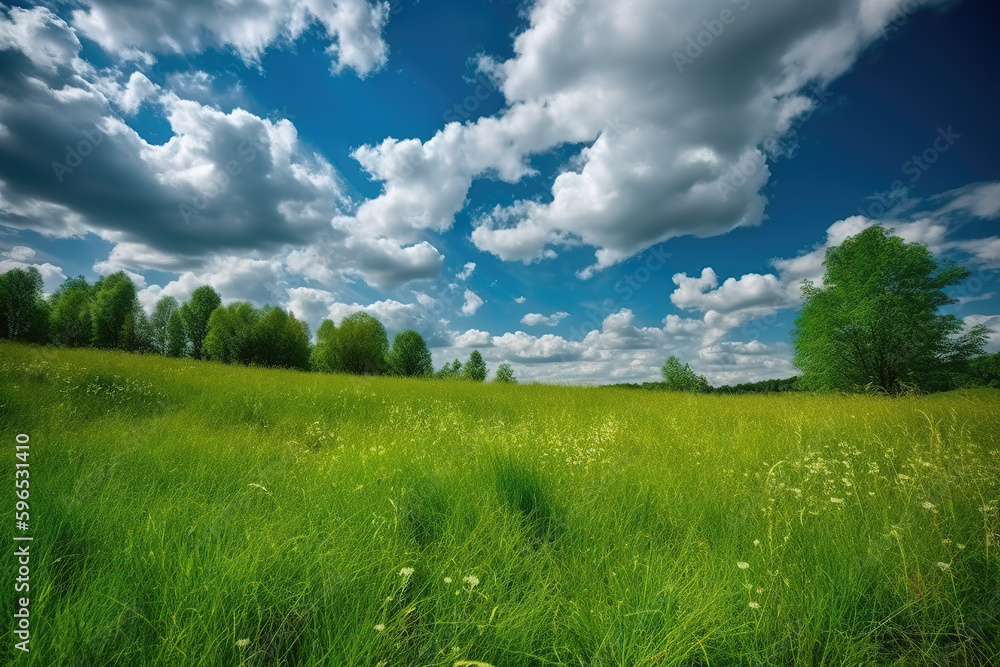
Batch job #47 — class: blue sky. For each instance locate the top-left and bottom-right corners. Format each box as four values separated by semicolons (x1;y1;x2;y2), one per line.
1;0;998;384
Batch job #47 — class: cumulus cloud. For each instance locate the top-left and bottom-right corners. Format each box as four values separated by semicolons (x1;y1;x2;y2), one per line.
0;6;438;291
461;289;484;316
70;0;390;77
521;311;568;326
334;0;950;278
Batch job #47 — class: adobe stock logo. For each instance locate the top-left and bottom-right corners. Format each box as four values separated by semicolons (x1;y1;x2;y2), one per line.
673;0;752;74
51;124;105;183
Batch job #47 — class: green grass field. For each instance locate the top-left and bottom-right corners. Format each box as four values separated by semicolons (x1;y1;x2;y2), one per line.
1;340;998;666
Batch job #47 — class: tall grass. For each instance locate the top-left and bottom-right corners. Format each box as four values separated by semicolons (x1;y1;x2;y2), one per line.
1;340;998;665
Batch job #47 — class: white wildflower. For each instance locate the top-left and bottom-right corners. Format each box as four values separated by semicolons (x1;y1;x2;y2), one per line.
936;562;951;572
737;562;750;570
463;575;480;587
749;601;760;609
374;624;386;632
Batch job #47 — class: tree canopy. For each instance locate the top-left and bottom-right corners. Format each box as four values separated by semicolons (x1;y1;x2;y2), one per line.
387;330;434;377
493;362;517;384
183;285;221;360
337;311;389;375
0;267;49;343
793;225;988;393
464;350;488;382
91;271;142;350
661;356;709;392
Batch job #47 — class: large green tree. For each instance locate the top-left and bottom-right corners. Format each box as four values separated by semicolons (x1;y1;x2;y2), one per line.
793;225;988;393
252;306;311;370
202;302;259;365
182;285;221;360
91;271;141;350
48;276;92;347
334;312;389;375
0;267;49;343
387;330;433;377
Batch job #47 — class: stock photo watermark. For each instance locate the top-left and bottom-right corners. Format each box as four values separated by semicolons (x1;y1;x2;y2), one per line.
673;0;752;74
12;432;33;654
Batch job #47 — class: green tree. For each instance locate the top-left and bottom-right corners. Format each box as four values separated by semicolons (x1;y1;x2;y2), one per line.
337;311;389;375
387;330;434;377
661;355;709;392
251;306;311;370
182;285;221;360
48;276;92;347
0;267;49;343
793;225;988;393
166;309;187;357
202;302;258;364
310;319;342;373
150;296;180;355
464;349;488;382
493;362;517;384
91;271;141;350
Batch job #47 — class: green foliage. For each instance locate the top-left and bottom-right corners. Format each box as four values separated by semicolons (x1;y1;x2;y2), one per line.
182;285;221;360
387;329;433;377
464;349;488;382
337;311;389;375
493;362;517;384
166;309;187;357
48;276;93;347
203;302;259;365
201;303;309;370
0;267;49;342
310;319;342;373
963;352;1000;388
253;305;311;370
149;296;180;355
90;271;142;350
661;355;710;392
436;358;463;379
793;225;988;394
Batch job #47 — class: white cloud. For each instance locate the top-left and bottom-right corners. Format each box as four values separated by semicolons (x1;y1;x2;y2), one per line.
456;262;476;280
521;311;568;326
670;268;795;315
0;7;439;291
514;296;526;304
461;289;484;316
334;0;950;278
70;0;390;77
451;329;493;348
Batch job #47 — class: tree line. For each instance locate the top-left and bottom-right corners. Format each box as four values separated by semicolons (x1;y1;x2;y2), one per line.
0;269;517;383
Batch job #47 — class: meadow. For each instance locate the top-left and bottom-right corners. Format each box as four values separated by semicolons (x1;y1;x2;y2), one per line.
1;340;998;666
